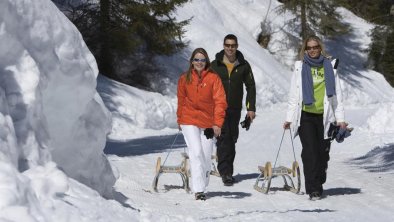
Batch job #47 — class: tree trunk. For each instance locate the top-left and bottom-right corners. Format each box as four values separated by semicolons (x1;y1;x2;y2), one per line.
99;0;116;79
300;0;307;41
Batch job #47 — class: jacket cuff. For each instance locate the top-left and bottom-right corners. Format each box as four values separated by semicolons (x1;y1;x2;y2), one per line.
214;120;223;128
247;107;256;112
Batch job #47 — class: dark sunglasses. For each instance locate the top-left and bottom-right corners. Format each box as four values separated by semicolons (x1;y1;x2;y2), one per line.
306;45;320;51
224;43;237;48
193;58;207;62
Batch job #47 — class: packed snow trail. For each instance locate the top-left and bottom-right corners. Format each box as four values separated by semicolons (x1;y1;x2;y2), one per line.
105;107;394;221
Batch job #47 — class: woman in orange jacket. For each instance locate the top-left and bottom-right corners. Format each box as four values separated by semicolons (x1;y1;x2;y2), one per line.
177;48;227;201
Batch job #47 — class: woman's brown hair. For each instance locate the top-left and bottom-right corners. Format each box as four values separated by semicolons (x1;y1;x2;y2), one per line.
185;48;212;83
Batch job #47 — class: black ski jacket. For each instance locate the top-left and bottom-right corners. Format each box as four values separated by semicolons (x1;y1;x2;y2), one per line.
211;50;256;112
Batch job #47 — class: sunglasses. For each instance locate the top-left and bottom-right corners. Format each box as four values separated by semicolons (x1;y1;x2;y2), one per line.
193;58;207;63
224;43;237;48
306;45;320;51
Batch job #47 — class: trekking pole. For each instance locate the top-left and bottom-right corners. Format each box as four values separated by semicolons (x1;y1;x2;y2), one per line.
162;130;182;166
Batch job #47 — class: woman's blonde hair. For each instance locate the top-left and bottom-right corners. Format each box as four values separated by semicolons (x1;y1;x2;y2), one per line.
185;48;212;83
299;35;330;60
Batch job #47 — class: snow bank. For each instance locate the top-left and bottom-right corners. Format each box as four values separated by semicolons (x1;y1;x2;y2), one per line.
366;103;394;134
97;75;178;140
0;0;114;202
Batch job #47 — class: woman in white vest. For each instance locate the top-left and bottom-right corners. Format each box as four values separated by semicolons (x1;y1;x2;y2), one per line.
283;35;346;201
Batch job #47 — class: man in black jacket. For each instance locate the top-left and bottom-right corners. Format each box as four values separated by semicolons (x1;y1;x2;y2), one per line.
211;34;256;186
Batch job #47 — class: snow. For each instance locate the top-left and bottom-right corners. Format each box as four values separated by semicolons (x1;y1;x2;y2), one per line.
97;75;178;141
1;0;138;220
1;0;394;221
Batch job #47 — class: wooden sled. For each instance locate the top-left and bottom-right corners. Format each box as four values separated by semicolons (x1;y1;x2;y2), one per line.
152;152;219;192
254;161;301;194
152;153;190;192
179;152;220;177
210;154;220;177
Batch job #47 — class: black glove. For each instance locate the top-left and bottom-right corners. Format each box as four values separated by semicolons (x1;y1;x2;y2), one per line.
204;128;214;139
240;115;251;131
327;122;352;143
327;123;339;141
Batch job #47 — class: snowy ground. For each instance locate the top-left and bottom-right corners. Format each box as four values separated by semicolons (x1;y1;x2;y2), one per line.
104;106;394;221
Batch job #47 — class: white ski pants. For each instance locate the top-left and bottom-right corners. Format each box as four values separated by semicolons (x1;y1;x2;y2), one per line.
180;125;213;193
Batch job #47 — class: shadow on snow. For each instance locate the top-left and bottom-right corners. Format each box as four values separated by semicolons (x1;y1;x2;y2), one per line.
104;133;186;157
351;143;394;173
233;173;260;183
208;191;252;199
323;187;362;196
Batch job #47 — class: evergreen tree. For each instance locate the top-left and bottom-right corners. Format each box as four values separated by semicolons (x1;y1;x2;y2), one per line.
368;25;386;69
336;0;394;86
278;0;348;41
333;0;381;21
381;27;394;85
370;21;394;86
53;0;190;89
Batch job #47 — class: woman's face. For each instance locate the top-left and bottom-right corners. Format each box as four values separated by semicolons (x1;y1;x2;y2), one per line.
192;52;206;73
306;40;321;59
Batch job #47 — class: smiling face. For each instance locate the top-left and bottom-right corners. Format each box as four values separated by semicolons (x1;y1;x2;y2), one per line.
306;40;322;59
192;52;207;73
223;39;238;59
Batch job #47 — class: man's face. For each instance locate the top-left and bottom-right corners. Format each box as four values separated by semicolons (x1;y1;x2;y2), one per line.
223;39;238;58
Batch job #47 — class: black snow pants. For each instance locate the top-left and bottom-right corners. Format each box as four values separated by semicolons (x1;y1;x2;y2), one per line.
216;108;241;177
298;111;331;195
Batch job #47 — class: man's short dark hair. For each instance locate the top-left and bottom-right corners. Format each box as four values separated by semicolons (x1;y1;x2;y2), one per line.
224;34;238;45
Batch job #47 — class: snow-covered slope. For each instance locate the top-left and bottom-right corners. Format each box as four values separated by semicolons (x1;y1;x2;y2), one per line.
103;0;394;140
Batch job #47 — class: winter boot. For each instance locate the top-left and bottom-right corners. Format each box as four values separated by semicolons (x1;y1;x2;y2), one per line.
195;192;206;201
222;175;234;186
309;192;321;201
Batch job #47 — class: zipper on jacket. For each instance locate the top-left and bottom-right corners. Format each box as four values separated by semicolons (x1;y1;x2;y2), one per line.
197;75;201;93
227;70;231;105
227;63;242;105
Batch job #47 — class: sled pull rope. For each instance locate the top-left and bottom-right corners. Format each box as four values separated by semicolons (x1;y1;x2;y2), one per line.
162;130;182;166
289;129;297;163
273;129;298;169
272;129;286;169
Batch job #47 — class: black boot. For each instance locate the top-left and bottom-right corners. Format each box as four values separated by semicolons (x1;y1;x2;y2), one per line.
222;175;234;186
195;192;206;201
309;192;321;201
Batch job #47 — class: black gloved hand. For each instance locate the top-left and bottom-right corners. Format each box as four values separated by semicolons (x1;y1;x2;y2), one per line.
327;122;352;143
204;128;214;139
240;115;251;131
327;123;339;141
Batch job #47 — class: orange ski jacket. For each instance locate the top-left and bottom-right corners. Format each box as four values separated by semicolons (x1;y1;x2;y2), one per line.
177;69;227;128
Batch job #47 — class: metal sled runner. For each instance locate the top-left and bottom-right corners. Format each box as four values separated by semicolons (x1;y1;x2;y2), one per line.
254;129;301;194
